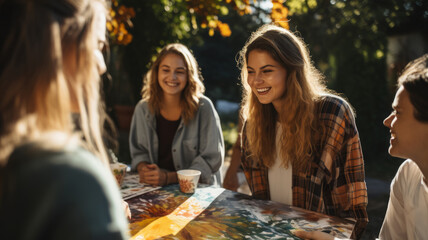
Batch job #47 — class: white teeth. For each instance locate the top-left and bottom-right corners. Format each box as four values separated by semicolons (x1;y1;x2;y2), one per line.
166;82;179;87
257;87;270;93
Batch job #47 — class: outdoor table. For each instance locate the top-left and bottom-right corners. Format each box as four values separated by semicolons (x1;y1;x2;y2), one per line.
124;183;355;240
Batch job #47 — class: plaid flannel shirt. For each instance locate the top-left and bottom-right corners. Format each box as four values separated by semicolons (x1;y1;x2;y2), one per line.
241;95;368;239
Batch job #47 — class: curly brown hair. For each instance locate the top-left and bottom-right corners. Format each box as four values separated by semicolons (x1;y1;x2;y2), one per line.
141;43;205;124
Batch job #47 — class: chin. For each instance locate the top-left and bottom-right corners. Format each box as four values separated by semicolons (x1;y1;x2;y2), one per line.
388;147;408;160
257;99;271;105
388;146;398;157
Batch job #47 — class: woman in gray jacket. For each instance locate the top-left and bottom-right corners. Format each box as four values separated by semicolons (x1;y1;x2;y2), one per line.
129;43;224;186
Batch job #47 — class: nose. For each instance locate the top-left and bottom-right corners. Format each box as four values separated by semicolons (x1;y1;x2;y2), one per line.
94;50;106;75
253;72;263;85
383;113;393;128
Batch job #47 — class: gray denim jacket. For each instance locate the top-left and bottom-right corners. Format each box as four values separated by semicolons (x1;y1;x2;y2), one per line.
129;96;224;185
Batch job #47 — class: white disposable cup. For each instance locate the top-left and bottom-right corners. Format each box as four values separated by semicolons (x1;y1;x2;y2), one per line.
177;169;201;193
110;162;127;186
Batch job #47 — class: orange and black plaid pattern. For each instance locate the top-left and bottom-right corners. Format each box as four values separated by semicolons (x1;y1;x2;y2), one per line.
241;95;368;239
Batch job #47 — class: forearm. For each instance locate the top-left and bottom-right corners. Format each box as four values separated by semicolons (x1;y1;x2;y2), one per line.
228;143;242;172
165;170;178;185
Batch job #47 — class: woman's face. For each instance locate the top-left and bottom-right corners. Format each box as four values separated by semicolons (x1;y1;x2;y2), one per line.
247;49;287;112
157;53;188;98
383;86;428;161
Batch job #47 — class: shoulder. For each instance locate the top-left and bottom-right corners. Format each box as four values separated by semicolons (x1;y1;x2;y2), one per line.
395;160;422;182
197;95;217;113
135;99;150;112
7;142;113;194
133;99;154;121
317;94;356;125
390;160;424;197
2;142;128;239
198;95;214;107
318;94;353;115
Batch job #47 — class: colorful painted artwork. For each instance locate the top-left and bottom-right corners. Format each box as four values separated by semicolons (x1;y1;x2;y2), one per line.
126;185;355;240
120;173;160;200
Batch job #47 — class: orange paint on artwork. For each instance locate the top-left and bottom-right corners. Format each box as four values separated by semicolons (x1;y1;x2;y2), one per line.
130;188;224;240
130;197;204;239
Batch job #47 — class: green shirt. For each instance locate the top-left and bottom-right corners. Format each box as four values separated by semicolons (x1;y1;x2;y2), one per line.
0;143;129;240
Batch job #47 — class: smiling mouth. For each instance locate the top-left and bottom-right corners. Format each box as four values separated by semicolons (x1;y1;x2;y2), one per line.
165;82;179;87
256;87;271;94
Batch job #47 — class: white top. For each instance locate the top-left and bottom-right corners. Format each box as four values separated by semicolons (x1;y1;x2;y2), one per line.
268;124;293;205
379;160;428;240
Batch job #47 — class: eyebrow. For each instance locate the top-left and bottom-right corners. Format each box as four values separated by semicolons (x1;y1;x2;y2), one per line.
247;64;276;70
160;65;186;70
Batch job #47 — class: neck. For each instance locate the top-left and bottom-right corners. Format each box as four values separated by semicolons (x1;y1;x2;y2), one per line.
162;94;181;107
160;94;182;121
412;156;428;185
272;102;282;114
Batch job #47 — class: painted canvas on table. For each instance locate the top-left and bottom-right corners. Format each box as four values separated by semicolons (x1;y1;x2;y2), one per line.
126;185;355;240
121;173;160;200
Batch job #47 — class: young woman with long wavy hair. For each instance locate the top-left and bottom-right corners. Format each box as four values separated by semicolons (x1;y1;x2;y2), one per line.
238;24;368;239
129;43;224;186
0;0;129;238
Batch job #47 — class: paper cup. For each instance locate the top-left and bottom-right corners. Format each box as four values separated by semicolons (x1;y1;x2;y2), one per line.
110;162;127;186
177;169;201;193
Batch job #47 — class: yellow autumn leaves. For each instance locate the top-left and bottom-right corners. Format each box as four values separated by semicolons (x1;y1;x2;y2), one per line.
107;0;289;45
107;0;135;45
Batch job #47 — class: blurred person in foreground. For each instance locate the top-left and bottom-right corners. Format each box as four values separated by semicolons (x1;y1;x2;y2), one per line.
0;0;129;239
295;54;428;239
238;24;368;239
129;43;224;187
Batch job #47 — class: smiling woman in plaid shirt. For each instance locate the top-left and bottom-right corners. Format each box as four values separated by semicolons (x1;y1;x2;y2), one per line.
237;24;368;239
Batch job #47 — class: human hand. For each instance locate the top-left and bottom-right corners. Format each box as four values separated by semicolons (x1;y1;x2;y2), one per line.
223;169;239;191
122;200;131;220
137;163;166;186
293;230;338;240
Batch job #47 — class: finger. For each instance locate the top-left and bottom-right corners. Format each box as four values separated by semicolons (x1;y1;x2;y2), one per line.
138;172;145;183
146;163;158;169
141;166;152;173
145;175;160;182
144;170;159;178
293;230;310;239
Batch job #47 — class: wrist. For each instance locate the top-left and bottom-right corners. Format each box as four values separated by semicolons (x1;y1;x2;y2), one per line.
164;171;169;185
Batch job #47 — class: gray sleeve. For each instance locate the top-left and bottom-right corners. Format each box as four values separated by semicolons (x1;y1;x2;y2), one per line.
189;97;224;183
129;103;152;170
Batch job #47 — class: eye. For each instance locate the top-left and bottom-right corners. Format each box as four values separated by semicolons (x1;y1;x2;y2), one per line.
263;69;273;74
162;69;170;73
176;70;186;75
247;70;255;75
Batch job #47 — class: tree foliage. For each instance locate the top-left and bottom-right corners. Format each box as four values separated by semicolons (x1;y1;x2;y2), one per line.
108;0;290;44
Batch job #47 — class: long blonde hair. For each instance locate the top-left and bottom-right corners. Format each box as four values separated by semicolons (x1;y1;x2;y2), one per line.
0;0;109;166
238;24;331;171
141;43;205;123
